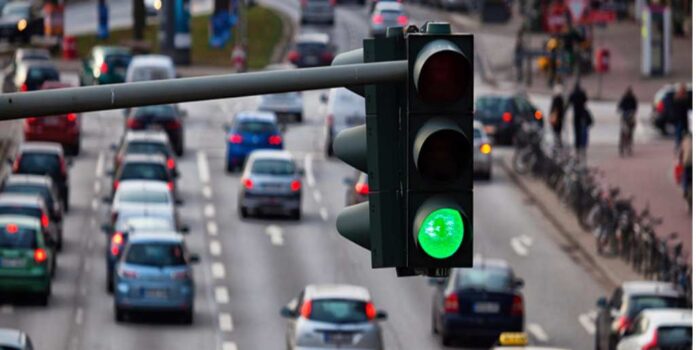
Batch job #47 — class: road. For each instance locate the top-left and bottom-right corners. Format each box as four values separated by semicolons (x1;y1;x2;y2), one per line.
2;2;668;350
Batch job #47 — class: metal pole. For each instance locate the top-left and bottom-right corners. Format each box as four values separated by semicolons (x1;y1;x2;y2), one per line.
0;61;407;120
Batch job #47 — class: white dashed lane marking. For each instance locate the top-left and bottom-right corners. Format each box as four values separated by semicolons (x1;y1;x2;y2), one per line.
319;208;328;222
578;312;597;335
304;153;316;187
265;225;284;246
527;323;549;342
214;286;230;304
75;307;83;325
219;313;234;332
211;262;226;279
197;151;211;184
204;204;216;218
95;151;104;178
313;189;322;202
222;342;238;350
207;221;218;236
209;240;221;256
202;185;212;199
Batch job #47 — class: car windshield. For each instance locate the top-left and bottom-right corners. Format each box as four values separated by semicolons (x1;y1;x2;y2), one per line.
307;299;369;324
115;213;173;231
297;42;327;52
657;326;692;348
131;67;172;81
120;163;168;181
0;206;41;219
0;224;36;249
126;141;170;157
251;159;295;175
3;185;52;208
122;217;174;232
105;54;131;69
27;67;59;84
236;120;276;133
456;268;512;291
134;105;176;119
17;153;60;177
124;242;186;267
629;296;687;318
475;96;509;119
474;128;483;139
2;3;28;16
117;189;170;204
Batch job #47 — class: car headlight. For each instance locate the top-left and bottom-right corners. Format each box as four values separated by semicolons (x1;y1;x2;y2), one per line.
154;0;162;10
17;19;27;32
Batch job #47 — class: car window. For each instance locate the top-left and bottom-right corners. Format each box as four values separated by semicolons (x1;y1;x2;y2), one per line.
105;54;131;69
251;159;295;175
27;67;59;84
0;206;42;219
456;268;512;291
0;224;37;249
307;299;369;324
131;67;172;81
17;153;60;177
120;163;169;181
117;189;170;204
657;326;692;347
297;42;327;52
126;141;170;157
235;120;276;133
122;217;175;232
610;288;623;309
124;242;186;266
475;96;508;119
473;128;483;139
133;105;176;120
2;2;29;16
628;296;687;318
3;185;52;208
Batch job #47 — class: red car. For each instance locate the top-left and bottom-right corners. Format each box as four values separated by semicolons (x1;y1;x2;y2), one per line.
23;82;81;155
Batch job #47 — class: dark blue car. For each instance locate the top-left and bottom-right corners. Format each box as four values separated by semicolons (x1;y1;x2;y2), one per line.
224;111;283;172
431;259;525;347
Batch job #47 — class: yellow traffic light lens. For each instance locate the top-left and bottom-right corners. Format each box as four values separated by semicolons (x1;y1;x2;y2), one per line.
17;19;27;32
479;143;491;154
418;208;464;259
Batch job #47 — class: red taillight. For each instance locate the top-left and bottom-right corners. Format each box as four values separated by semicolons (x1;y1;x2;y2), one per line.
321;52;334;63
34;248;47;263
167;181;174;191
100;62;109;74
166;119;181;129
365;302;377;320
355;182;369;195
613;315;630;334
329;0;336;5
534;110;543;120
656;100;665;114
20;83;28;92
126;118;141;129
229;134;243;144
641;329;659;350
66;113;78;122
171;270;190;280
167;157;175;170
110;232;123;256
511;295;524;316
5;224;18;234
397;15;408;26
41;213;49;228
113;180;119;191
268;135;282;145
444;293;459;313
288;50;300;63
26;117;39;125
242;178;253;190
502;112;513;123
290;180;301;192
300;301;312;318
372;14;384;24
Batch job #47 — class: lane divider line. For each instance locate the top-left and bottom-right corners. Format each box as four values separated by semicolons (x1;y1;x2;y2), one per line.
527;323;549;342
202;185;213;199
219;313;234;332
510;237;529;256
95;151;104;178
207;221;219;236
222;342;238;350
197;151;211;184
304;153;316;187
210;240;222;256
211;262;226;279
313;189;322;203
319;207;329;222
75;307;83;325
265;225;284;246
91;198;99;212
204;204;216;219
578;313;596;335
214;286;230;304
93;180;101;195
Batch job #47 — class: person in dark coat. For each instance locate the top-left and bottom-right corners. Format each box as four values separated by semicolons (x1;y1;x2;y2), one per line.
549;83;565;148
672;83;691;149
568;81;591;161
617;87;638;156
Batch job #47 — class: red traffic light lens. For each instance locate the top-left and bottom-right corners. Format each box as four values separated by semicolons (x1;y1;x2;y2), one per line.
417;51;468;103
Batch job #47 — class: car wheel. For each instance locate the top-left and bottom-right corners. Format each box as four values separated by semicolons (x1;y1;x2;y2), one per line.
176;143;184;157
72;142;81;156
181;309;193;324
296;113;303;123
226;160;235;173
239;206;249;218
441;333;453;347
291;209;301;221
115;306;126;322
57;235;63;252
38;285;51;306
107;274;114;293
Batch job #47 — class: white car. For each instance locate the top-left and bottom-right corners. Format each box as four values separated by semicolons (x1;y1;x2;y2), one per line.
126;55;176;83
109;180;179;228
616;309;692;350
323;87;365;157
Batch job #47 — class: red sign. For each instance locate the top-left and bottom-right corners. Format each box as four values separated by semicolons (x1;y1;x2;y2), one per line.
580;10;617;25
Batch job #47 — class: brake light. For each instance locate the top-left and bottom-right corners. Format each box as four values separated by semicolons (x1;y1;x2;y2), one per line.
511;295;524;316
229;134;243;144
242;178;253;190
355;182;369;195
480;143;492;154
33;248;47;263
167;181;174;191
41;213;49;228
288;50;300;63
534;110;543;120
300;300;312;318
641;329;658;350
171;270;190;280
656;100;665;114
126;118;141;128
290;180;301;192
67;113;78;122
26;117;39;125
110;232;123;256
502;112;513;123
613;315;630;334
113;180;119;191
365;302;377;320
397;15;408;26
321;52;334;63
166;119;181;129
372;14;384;24
444;293;459;313
100;62;108;74
167;157;175;170
5;224;18;234
20;83;27;92
268;135;282;145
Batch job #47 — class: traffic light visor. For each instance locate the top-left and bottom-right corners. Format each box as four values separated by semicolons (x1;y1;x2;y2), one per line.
413;40;469;103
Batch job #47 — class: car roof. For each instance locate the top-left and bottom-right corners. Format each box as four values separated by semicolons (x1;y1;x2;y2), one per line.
0;193;44;207
116;206;175;220
0;328;26;347
128;231;184;243
115;180;170;192
123;130;170;143
637;308;692;326
5;174;53;187
94;45;131;55
122;153;167;164
622;281;681;297
19;141;63;155
375;1;403;11
248;150;294;162
130;54;174;66
305;284;371;302
296;32;330;44
0;215;41;229
18;59;58;70
235;111;277;123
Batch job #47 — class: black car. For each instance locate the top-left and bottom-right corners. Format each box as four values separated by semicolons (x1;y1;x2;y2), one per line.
12;142;70;211
2;48;50;88
125;105;186;156
650;83;692;135
1;174;63;229
595;281;688;350
0;1;43;43
475;93;543;145
431;259;524;347
3;60;59;93
287;33;335;68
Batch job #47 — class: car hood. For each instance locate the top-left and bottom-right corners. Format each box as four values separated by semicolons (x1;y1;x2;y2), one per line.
0;16;23;26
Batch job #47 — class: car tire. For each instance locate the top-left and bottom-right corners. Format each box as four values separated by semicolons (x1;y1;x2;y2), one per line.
56;236;63;252
441;333;453;347
38;285;51;306
296;113;303;123
107;274;114;293
239;206;249;218
226;160;235;173
291;209;301;221
115;306;126;322
181;309;193;324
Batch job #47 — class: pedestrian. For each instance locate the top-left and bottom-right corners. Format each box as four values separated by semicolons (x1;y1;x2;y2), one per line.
547;37;559;88
549;83;565;148
672;83;691;149
568;81;591;161
514;28;525;83
679;132;692;202
617;86;638;156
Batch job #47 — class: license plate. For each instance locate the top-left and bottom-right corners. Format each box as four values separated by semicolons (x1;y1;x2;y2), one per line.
145;288;168;298
0;258;25;268
324;332;352;345
115;67;126;76
474;302;500;313
305;56;319;65
44;117;60;126
484;125;496;134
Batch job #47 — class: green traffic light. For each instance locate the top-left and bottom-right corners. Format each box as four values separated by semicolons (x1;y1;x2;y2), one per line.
417;208;464;259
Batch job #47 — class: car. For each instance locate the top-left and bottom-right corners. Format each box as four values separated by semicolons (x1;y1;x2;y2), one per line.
0;1;43;43
144;0;162;16
109;180;179;229
0;216;54;305
300;0;335;24
431;258;525;346
113;130;178;174
368;0;401;12
125;55;176;83
0;328;35;350
344;171;368;206
238;150;302;220
369;1;408;37
224;111;284;172
11;142;70;210
0;193;62;250
616;308;692;350
22;81;82;155
2;48;50;89
1;174;63;234
125;105;186;156
105;214;180;293
433;0;476;11
323;88;365;157
650;83;692;135
80;46;132;85
2;60;59;93
113;231;199;323
595;281;688;350
287;33;335;68
474;120;493;179
280;284;388;350
258;64;304;123
111;154;177;199
474;93;544;145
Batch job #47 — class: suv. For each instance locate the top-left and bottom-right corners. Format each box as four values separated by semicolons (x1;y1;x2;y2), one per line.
111;154;176;198
595;281;688;350
113;130;177;174
224;111;283;172
125;105;186;156
0;193;62;250
12;142;70;210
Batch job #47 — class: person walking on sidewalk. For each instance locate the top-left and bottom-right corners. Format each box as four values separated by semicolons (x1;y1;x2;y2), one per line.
569;81;592;161
550;83;565;148
617;86;638;157
679;132;692;209
673;83;691;149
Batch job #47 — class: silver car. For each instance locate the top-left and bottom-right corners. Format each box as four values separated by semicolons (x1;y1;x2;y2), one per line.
474;120;493;180
301;0;335;25
259;65;304;123
369;2;408;37
109;180;180;229
323;88;366;157
281;284;388;350
238;150;302;220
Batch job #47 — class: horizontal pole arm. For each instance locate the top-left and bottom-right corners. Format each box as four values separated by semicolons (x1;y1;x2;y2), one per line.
0;60;407;120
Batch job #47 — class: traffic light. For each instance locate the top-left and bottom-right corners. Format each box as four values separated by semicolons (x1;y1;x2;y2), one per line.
405;23;473;275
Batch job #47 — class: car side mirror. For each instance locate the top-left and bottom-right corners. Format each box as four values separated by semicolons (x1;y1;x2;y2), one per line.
320;94;328;104
376;310;388;321
180;109;188;117
102;196;111;204
106;169;114;176
122;108;130;117
596;297;608;309
180;225;190;234
189;254;200;264
297;168;305;176
280;306;296;318
514;278;525;289
66;158;74;167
